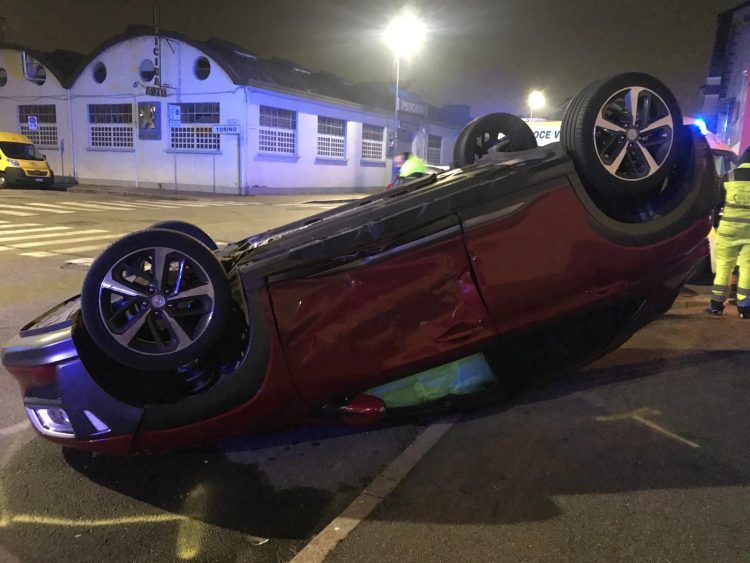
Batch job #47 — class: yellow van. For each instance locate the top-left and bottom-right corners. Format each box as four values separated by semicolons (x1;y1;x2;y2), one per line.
0;132;54;188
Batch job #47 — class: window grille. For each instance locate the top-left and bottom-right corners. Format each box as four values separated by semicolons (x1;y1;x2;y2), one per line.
361;124;384;160
259;106;296;153
169;102;220;151
317;116;345;158
18;105;58;147
427;134;442;164
88;104;133;148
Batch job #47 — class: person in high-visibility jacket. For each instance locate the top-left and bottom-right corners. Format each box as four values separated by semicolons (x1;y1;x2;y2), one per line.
706;150;750;319
396;152;427;179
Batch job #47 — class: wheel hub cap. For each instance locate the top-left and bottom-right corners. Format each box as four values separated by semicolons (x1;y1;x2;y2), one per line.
626;128;639;142
150;294;167;309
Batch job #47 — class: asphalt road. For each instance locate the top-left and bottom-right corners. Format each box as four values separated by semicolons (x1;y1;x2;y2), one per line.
0;188;748;562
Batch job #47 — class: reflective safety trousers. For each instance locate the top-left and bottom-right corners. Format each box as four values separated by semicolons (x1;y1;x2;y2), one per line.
711;178;750;306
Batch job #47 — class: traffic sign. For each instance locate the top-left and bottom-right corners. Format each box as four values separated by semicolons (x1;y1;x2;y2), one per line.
168;104;181;128
27;115;38;131
212;125;240;135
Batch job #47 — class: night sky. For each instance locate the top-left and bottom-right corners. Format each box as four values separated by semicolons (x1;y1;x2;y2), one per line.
0;0;741;117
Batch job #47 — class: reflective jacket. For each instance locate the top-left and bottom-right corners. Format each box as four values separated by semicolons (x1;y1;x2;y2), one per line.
722;164;750;224
399;155;427;177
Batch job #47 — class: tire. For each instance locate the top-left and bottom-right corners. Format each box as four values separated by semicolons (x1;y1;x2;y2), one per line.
561;72;683;199
0;173;6;188
148;220;218;250
453;112;538;167
81;229;232;371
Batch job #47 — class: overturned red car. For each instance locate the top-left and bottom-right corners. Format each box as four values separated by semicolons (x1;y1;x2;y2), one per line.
1;73;719;455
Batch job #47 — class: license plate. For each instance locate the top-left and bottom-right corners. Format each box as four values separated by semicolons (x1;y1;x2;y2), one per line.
34;178;44;182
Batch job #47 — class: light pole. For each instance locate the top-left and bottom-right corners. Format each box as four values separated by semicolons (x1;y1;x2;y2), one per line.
383;10;426;158
528;90;546;120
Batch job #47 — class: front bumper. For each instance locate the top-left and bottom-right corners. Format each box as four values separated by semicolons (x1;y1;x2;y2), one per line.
1;305;143;454
4;166;54;187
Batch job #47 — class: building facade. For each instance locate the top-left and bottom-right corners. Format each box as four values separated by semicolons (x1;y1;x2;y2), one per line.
0;27;470;194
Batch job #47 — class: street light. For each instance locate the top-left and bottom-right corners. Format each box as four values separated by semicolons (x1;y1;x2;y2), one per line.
528;90;546;119
383;10;427;157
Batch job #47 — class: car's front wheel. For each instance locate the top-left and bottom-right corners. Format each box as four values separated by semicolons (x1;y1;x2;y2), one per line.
148;220;218;250
80;229;232;371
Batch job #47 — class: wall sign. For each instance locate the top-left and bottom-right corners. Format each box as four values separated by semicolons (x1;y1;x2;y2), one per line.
212;125;240;134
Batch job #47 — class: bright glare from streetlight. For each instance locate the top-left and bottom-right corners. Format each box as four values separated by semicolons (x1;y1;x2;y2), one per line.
528;90;546;111
383;10;427;58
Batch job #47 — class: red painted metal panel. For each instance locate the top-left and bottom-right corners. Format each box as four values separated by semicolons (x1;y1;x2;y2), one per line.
270;235;497;406
463;185;710;336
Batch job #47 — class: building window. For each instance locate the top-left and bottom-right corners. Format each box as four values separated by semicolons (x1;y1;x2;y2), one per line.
92;61;107;84
259;106;296;154
317;116;345;159
361;124;384;160
427;134;442;164
194;57;211;80
88;104;133;148
170;102;220;151
18;105;58;148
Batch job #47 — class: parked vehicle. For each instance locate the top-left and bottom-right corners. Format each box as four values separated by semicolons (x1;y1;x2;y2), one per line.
1;73;719;455
0;132;54;188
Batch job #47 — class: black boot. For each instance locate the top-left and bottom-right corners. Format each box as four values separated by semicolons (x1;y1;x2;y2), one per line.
705;300;725;316
739;306;750;320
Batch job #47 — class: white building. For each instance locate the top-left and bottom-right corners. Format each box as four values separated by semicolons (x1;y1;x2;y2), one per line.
1;26;470;194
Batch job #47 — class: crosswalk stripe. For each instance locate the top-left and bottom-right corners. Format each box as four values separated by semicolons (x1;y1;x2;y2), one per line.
52;243;111;253
14;233;124;249
129;200;182;208
0;209;36;217
0;203;73;214
0;223;41;229
46;201;128;211
82;200;138;209
0;226;70;236
66;257;95;265
0;228;105;243
19;251;57;258
24;202;108;211
0;246;10;251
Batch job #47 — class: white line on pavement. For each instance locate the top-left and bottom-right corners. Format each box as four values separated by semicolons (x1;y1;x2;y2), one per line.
0;229;104;243
0;203;72;214
18;251;57;258
14;233;123;249
0;226;70;236
54;243;109;253
66;257;95;265
290;417;458;563
0;209;36;217
0;223;42;230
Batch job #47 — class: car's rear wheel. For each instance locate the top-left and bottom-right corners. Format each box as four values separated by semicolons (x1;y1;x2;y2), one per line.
562;72;683;200
0;173;6;188
80;229;232;371
148;220;218;250
453;112;538;167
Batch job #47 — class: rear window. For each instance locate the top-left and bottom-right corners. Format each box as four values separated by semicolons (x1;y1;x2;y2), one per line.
0;141;44;161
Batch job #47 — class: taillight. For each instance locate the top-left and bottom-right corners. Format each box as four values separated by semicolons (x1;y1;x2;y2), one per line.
5;364;58;388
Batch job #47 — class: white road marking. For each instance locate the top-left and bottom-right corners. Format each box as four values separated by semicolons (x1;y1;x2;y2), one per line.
0;229;103;243
0;203;72;214
0;226;70;236
24;202;108;212
14;233;123;248
0;246;10;251
54;243;109;253
0;209;36;217
596;407;700;449
0;223;42;230
83;200;139;209
65;257;95;265
291;417;458;563
47;201;131;211
19;251;57;257
0;421;29;437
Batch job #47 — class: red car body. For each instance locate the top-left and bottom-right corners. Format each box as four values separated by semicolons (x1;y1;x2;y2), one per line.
2;133;717;455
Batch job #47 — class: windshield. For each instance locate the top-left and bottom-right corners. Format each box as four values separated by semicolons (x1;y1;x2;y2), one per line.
0;141;44;161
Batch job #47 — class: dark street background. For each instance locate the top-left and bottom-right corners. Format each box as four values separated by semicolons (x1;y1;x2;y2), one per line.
0;0;740;115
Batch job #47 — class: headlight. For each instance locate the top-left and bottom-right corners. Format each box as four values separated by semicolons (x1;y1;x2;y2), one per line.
7;159;20;166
